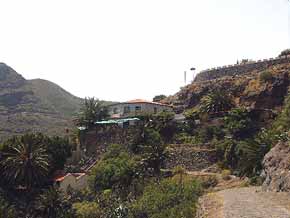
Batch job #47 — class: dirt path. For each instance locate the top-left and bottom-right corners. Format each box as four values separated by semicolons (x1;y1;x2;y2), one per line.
198;187;290;218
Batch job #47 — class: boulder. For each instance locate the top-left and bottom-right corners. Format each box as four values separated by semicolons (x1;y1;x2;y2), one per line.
262;142;290;192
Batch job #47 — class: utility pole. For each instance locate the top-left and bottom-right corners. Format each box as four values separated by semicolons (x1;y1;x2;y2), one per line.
184;71;187;85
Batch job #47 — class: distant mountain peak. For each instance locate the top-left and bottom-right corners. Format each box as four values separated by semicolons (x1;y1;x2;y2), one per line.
0;63;25;88
0;63;82;142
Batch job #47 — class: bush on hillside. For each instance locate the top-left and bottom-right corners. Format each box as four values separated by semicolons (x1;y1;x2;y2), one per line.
235;140;270;176
221;169;231;180
89;144;139;195
259;70;273;83
129;177;203;218
224;108;254;139
0;190;17;218
73;201;102;218
153;95;167;102
199;91;234;114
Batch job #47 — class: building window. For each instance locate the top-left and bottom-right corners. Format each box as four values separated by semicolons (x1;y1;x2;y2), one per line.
113;108;118;114
124;106;130;114
135;106;141;112
154;107;158;113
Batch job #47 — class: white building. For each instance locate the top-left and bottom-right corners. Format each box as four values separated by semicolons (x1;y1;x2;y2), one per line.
108;99;173;119
54;173;88;192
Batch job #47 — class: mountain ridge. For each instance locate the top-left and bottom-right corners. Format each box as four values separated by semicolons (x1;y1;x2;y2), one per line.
0;63;82;142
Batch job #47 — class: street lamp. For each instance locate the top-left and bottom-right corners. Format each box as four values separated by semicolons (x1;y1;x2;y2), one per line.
190;67;196;82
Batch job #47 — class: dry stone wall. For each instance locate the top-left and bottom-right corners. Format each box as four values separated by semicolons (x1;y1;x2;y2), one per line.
195;55;290;82
164;144;217;171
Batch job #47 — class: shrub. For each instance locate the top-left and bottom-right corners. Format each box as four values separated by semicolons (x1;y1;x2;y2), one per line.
152;111;177;143
184;108;200;129
221;170;231;180
235;140;269;176
259;70;273;83
173;133;196;144
0;191;17;218
224;107;254;139
199;91;234;114
153;95;167;102
279;49;290;57
90;144;139;194
73;201;102;218
200;175;219;189
129;178;203;218
135;128;167;176
249;176;263;186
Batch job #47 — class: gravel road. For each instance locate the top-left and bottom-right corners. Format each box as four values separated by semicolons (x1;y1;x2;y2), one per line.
219;187;290;218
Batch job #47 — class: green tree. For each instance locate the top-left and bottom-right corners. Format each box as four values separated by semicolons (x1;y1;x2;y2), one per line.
259;70;273;83
0;191;16;218
90;145;138;195
153;95;167;102
200;91;234;114
140;129;167;176
46;136;72;173
0;134;49;189
78;97;109;128
35;187;74;218
224;108;253;139
235;140;269;176
152;111;177;143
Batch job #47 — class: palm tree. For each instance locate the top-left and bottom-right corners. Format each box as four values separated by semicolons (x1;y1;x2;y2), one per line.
0;195;16;218
0;134;49;189
200;91;234;114
78;97;109;128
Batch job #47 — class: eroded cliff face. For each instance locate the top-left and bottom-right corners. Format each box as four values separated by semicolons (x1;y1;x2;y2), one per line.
262;142;290;192
164;63;290;112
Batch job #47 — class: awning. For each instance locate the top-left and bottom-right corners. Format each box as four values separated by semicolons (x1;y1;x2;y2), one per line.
95;117;140;125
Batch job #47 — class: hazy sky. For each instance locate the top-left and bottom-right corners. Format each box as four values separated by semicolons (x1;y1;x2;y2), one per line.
0;0;289;101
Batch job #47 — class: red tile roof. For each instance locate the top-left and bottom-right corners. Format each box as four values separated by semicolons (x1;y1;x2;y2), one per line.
125;99;172;107
53;172;86;182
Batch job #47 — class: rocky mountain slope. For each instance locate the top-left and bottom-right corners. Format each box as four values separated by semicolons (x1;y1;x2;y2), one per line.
0;63;82;142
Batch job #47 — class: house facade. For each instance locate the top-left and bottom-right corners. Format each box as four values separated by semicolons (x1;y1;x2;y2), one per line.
54;173;88;192
107;99;173;118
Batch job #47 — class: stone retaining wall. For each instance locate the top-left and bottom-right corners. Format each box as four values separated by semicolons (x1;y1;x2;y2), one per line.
195;55;290;82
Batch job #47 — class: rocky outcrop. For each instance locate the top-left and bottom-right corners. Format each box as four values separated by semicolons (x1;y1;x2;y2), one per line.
164;62;290;113
262;142;290;192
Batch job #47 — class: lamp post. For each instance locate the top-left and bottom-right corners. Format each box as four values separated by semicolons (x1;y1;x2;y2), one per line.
190;67;196;82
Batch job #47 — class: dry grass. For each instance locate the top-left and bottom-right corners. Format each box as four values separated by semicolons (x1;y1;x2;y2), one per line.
197;192;223;218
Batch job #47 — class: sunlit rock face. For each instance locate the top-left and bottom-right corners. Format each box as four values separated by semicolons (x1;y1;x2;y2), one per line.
262;142;290;192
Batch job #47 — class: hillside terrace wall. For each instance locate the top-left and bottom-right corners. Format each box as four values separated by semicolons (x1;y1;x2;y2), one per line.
164;144;217;171
194;55;290;82
81;126;142;156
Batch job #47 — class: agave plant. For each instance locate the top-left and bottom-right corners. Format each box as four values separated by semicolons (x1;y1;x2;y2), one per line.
0;134;49;189
200;91;234;114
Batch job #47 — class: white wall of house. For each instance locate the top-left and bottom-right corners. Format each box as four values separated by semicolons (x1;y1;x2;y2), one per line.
108;102;173;118
57;173;88;192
